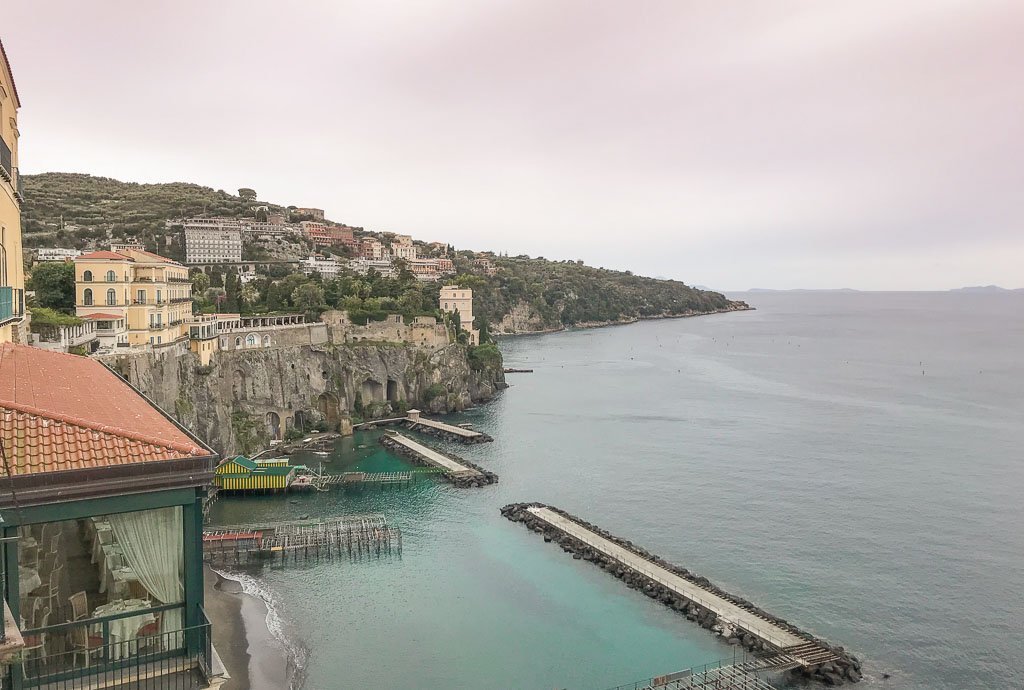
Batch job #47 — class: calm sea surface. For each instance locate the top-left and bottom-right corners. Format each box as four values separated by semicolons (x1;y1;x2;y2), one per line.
210;291;1024;690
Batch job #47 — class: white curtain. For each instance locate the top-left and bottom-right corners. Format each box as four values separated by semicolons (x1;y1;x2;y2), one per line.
108;506;184;639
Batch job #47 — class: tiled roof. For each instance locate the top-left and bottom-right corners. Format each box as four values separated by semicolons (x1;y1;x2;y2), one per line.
77;251;133;261
0;344;208;476
0;38;20;108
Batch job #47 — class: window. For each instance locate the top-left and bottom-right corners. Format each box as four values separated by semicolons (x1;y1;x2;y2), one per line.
106;270;116;282
235;336;242;347
83;270;93;282
83;288;93;305
156;289;162;303
263;335;271;347
106;289;116;305
245;334;257;347
137;289;146;304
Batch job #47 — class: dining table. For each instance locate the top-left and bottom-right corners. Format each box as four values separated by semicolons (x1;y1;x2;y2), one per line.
91;599;156;660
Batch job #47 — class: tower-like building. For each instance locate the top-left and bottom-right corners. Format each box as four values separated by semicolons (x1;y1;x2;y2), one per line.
440;285;479;345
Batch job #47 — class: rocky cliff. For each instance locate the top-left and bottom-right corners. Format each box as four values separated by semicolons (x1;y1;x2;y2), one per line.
100;342;505;457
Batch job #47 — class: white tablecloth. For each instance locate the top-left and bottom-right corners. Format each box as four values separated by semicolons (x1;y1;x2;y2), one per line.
19;566;41;594
91;599;156;660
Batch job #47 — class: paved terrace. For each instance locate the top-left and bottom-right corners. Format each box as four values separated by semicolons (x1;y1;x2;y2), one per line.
527;507;806;651
387;433;480;476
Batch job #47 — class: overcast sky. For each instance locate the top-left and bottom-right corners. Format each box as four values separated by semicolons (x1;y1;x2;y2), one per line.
7;1;1023;290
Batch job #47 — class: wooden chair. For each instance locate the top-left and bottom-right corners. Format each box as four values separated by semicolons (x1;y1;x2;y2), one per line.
69;624;105;668
69;591;89;622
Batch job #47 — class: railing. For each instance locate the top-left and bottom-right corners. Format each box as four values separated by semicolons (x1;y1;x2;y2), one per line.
14;604;212;689
0;287;25;326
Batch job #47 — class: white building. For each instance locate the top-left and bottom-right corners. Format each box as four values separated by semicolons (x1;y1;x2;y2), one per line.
392;244;418;261
35;247;81;262
440;285;479;345
349;258;397;278
300;255;344;279
110;240;145;253
183;218;243;264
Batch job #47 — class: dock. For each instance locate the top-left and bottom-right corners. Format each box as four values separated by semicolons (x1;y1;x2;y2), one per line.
379;432;498;487
353;409;494;444
607;656;782;690
323;471;414;489
203;515;401;564
502;504;862;686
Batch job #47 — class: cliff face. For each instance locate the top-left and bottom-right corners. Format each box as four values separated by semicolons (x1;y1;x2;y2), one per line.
100;342;505;457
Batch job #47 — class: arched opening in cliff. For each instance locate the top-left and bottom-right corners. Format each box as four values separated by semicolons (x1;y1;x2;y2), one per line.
361;379;384;404
232;370;246;400
293;410;310;431
265;411;281;440
386;379;400;403
317;393;342;430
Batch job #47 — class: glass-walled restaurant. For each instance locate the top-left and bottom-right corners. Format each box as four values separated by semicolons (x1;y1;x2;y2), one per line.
1;342;219;689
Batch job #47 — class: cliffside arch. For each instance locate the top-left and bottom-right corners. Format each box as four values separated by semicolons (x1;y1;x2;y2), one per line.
317;393;341;429
293;410;310;431
386;379;400;403
361;379;384;403
265;411;281;440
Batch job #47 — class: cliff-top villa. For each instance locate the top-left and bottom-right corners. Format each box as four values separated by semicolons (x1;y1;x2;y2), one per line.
440;285;479;345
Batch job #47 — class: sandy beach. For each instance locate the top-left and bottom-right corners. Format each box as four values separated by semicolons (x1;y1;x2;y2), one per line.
204;567;292;690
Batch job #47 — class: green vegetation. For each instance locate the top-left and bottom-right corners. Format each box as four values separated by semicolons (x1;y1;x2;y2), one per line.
28;261;76;312
467;343;502;371
28;307;82;331
424;383;447;402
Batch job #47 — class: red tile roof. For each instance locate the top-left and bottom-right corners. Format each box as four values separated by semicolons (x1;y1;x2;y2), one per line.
125;249;182;265
0;344;208;476
77;251;133;261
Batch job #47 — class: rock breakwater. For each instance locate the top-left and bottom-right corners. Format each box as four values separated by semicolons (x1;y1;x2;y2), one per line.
380;435;498;488
501;503;862;686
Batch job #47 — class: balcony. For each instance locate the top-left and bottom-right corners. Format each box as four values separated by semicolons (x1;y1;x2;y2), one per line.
0;137;11;183
0;286;25;327
15;606;213;689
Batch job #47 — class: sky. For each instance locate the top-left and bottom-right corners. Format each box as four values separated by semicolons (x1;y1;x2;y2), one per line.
6;1;1023;290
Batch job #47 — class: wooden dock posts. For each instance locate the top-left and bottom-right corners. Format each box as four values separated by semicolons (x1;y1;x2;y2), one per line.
203;516;402;565
502;503;863;686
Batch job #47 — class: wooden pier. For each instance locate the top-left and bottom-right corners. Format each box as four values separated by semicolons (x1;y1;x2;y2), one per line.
203;515;401;565
379;432;498;487
503;504;862;685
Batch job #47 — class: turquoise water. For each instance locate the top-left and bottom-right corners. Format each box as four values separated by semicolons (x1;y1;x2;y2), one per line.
210;291;1024;689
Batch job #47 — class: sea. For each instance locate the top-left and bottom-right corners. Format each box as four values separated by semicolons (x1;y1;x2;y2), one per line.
208;291;1024;690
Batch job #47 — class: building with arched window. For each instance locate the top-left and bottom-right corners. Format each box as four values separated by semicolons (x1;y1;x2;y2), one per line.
75;248;192;348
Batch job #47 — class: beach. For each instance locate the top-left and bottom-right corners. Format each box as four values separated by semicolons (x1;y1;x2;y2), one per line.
204;567;292;690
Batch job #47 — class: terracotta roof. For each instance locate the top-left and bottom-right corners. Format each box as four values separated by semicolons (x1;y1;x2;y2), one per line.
0;38;20;108
80;312;123;320
77;251;133;261
0;344;208;476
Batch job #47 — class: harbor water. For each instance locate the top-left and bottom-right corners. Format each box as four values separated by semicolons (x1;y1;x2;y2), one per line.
209;291;1024;689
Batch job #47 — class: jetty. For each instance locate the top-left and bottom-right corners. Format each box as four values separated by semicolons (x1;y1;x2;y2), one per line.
203;515;401;564
502;504;862;686
503;367;533;373
379;432;498;487
354;409;493;444
607;656;781;690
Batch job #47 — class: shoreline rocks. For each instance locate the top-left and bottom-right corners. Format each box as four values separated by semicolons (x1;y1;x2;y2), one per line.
500;502;861;685
379;435;498;488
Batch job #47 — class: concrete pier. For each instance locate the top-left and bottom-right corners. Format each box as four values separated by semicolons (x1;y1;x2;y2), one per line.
502;503;862;686
354;409;494;444
380;432;498;487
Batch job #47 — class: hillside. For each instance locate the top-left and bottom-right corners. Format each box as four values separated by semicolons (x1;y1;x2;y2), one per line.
20;172;748;331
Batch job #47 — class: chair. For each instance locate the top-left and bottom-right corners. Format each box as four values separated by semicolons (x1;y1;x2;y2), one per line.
21;606;50;678
45;565;63;615
21;543;39;570
69;591;89;622
47;532;62;557
69;624;106;668
136;612;163;653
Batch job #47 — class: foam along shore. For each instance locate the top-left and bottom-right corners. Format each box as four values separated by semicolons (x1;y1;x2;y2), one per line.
501;503;863;686
379;432;498;487
204;567;294;690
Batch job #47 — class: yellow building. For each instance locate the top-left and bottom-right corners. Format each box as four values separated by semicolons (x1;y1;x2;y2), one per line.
440;285;479;345
74;248;193;347
0;39;27;345
188;313;220;365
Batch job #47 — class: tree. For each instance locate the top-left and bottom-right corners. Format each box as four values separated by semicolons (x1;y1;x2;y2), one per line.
238;188;257;201
191;270;210;294
29;261;76;312
291;283;326;318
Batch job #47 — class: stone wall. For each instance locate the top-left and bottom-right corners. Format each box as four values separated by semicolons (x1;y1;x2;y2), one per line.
98;340;505;457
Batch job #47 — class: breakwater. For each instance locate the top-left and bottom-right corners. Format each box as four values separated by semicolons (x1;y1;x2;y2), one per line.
379;433;498;487
501;503;863;686
403;417;493;444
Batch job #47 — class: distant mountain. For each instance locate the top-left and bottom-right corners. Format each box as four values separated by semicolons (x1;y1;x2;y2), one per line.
949;285;1023;293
